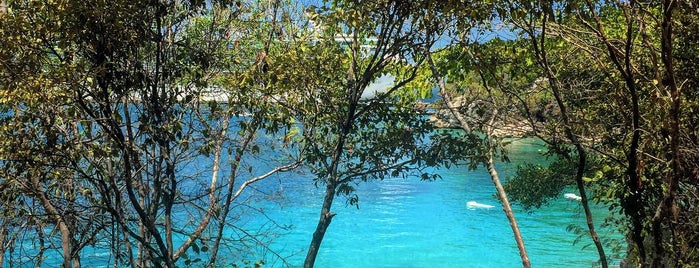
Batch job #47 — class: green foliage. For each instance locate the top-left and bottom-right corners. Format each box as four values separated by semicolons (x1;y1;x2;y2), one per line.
275;0;483;199
467;0;699;265
0;0;305;266
566;223;625;260
230;259;265;268
505;157;575;211
336;103;478;184
1;0;696;266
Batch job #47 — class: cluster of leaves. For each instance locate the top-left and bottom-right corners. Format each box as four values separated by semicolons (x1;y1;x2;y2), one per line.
505;157;573;211
446;0;699;266
0;0;308;267
0;0;498;267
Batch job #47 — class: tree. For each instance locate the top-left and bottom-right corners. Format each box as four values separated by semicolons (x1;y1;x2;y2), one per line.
0;0;304;267
529;1;695;265
0;1;108;265
424;42;531;267
487;0;698;266
263;1;478;267
502;2;609;265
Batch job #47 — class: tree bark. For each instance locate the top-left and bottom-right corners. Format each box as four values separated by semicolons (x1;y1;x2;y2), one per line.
176;113;228;264
31;172;73;268
208;116;257;265
303;101;355;267
426;51;531;267
304;27;364;266
0;221;6;268
651;0;680;266
304;182;337;268
579;1;644;262
486;146;531;268
525;10;608;266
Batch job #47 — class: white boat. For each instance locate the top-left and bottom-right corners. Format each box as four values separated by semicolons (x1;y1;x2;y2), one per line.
564;193;582;201
467;201;495;209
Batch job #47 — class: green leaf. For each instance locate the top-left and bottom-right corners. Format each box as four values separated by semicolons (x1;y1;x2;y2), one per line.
192;241;200;254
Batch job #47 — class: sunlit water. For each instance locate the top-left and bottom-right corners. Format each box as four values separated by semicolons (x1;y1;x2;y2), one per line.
247;138;624;267
10;138;624;267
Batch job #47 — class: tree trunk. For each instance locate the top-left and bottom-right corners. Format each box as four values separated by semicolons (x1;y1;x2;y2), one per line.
304;76;359;267
574;148;608;267
28;170;73;268
578;1;644;262
525;12;609;266
303;113;353;267
72;254;81;268
208;117;257;266
35;224;46;268
543;62;608;267
651;0;680;266
482;93;531;268
0;220;7;268
304;182;337;268
486;147;531;268
426;51;531;267
178;114;228;264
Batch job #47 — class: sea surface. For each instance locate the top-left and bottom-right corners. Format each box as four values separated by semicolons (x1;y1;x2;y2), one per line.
10;138;624;267
238;138;624;267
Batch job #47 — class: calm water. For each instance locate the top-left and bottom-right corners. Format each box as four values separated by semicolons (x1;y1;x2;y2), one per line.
11;138;623;267
244;138;623;267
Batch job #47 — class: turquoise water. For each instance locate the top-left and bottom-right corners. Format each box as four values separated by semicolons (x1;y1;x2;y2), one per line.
243;138;623;267
7;138;623;267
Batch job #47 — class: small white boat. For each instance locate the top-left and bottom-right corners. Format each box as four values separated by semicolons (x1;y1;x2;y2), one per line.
467;201;495;209
564;193;582;201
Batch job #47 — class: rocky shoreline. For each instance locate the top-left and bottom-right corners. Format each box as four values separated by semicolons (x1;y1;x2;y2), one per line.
429;107;535;138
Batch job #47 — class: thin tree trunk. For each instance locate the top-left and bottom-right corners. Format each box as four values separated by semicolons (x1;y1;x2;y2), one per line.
525;11;608;266
651;0;680;266
71;254;81;268
579;1;644;262
303;101;357;268
31;172;73;268
486;145;531;267
304;182;337;268
426;51;531;267
120;130;173;267
0;221;5;268
303;116;352;267
177;114;229;263
541;61;608;267
304;30;363;266
208;116;258;265
574;147;607;267
35;223;46;268
482;78;531;268
161;141;176;262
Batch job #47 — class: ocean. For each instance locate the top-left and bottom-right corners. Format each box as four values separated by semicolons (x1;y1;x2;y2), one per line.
238;138;623;267
7;138;623;267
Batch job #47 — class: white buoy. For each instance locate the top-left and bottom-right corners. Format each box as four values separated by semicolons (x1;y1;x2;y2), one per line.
564;193;582;201
467;201;495;209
